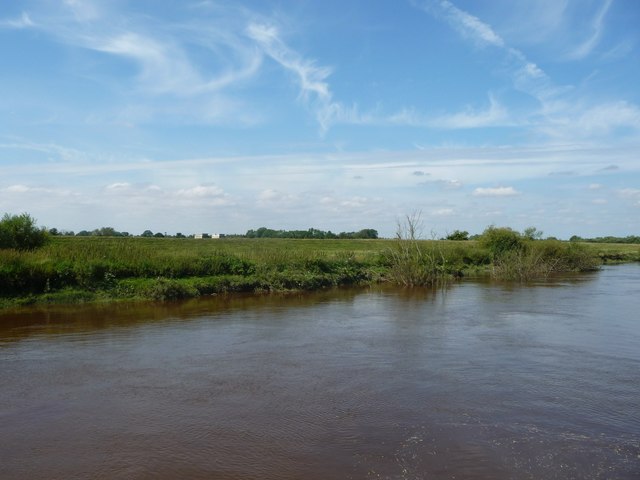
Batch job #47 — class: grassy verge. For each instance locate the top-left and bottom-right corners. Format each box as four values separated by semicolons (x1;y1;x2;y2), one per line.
0;236;637;308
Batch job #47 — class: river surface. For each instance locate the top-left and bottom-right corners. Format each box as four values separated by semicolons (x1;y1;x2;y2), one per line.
1;265;639;479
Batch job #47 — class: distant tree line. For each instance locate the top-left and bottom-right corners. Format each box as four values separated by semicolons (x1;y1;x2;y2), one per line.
48;227;190;238
569;235;640;244
245;227;378;239
47;226;380;239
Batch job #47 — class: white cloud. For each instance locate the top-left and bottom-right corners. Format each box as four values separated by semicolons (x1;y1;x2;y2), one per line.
340;197;368;208
88;28;262;97
2;184;75;196
246;22;349;132
442;180;463;189
431;208;455;216
93;33;200;95
438;0;505;48
538;101;640;140
176;185;225;198
0;12;34;29
13;2;263;124
256;188;298;207
566;0;612;60
588;183;602;190
473;186;519;197
366;95;512;130
618;188;640;198
106;182;131;190
416;0;640;144
6;184;30;193
415;1;559;106
431;95;510;129
577;102;640;135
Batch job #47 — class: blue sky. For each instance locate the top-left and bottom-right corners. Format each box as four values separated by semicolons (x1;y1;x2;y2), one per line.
1;0;639;238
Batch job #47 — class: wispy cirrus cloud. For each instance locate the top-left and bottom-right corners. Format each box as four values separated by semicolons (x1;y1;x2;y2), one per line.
363;94;513;130
246;21;514;132
246;22;361;132
438;0;504;48
430;95;510;129
0;12;34;29
537;101;640;140
566;0;612;60
6;2;263;125
414;0;640;142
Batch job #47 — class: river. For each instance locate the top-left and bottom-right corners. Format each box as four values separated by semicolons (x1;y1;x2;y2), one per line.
1;265;639;479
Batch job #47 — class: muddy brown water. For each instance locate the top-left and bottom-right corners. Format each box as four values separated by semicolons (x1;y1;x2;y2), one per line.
1;265;639;479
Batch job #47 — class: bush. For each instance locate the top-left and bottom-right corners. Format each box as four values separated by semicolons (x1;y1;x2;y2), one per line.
479;226;524;258
446;230;469;241
0;213;49;250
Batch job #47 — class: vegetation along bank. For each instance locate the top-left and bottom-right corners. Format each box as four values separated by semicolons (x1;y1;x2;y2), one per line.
0;213;638;308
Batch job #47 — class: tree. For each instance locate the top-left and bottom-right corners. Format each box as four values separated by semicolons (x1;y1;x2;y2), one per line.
93;227;117;237
356;228;378;239
0;213;49;250
479;226;524;258
523;226;543;240
141;230;154;237
446;230;469;241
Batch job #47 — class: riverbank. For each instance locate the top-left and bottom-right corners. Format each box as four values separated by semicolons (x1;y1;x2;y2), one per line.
1;236;638;308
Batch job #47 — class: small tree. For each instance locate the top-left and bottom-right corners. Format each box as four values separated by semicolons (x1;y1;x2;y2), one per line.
479;226;524;258
0;213;49;250
446;230;469;241
523;226;543;240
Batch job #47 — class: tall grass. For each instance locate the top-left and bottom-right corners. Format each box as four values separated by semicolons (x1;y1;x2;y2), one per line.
383;213;458;286
0;230;626;306
0;236;382;300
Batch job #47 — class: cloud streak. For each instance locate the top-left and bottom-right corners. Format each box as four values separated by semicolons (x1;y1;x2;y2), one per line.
473;186;519;197
566;0;612;60
246;22;361;133
0;12;34;29
414;0;640;142
438;0;504;48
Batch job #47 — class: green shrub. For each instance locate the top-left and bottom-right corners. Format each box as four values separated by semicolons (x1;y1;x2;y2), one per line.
479;226;524;258
0;213;49;250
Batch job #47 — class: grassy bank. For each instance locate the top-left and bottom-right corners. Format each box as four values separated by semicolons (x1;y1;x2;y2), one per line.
0;236;637;308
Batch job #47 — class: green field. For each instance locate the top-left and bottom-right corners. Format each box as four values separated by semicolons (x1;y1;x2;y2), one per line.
0;236;638;308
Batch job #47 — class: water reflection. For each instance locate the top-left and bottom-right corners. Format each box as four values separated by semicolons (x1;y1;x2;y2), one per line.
1;266;638;479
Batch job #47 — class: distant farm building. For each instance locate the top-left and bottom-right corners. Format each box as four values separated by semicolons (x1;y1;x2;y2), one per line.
194;233;225;239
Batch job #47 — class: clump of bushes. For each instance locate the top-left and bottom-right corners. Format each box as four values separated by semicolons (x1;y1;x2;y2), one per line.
0;213;49;251
479;226;599;281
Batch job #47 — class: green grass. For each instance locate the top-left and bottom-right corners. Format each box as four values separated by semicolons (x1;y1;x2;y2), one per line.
580;242;640;263
0;236;637;308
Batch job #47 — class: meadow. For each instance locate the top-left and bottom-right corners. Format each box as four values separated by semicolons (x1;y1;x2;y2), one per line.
0;235;638;308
